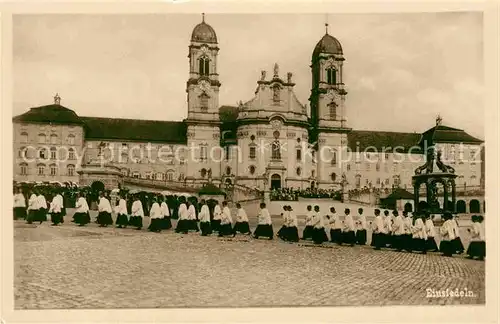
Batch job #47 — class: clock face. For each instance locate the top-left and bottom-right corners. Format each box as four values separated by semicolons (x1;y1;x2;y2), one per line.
198;80;211;93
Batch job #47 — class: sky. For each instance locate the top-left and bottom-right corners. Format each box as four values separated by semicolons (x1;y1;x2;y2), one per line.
13;12;484;138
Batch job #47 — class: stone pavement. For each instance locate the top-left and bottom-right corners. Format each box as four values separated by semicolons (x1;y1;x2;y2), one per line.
14;213;485;309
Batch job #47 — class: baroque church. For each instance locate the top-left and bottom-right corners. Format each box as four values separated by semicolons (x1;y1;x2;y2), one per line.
13;15;484;198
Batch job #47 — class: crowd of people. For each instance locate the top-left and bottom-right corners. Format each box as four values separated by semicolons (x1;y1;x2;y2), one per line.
12;185;485;261
270;187;342;201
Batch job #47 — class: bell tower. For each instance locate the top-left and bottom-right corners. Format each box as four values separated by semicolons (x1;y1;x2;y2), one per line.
309;22;350;190
185;14;222;184
186;13;221;122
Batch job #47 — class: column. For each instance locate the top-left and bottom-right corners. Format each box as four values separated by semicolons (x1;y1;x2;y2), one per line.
443;181;448;211
414;182;420;213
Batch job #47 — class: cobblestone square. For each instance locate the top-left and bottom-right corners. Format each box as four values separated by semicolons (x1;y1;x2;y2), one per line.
14;212;485;309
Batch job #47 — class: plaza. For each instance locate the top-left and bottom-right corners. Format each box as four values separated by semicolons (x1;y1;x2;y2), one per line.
14;210;485;309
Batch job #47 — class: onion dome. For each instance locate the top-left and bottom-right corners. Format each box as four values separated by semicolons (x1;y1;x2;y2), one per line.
191;13;218;44
312;23;343;59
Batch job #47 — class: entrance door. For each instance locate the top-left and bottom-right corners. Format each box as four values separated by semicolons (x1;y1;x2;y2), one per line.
270;174;281;190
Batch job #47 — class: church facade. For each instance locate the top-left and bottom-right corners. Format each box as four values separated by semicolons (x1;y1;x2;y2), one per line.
13;16;484;195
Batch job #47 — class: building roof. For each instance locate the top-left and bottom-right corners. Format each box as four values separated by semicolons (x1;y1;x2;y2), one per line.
191;15;217;44
381;188;414;200
418;124;483;147
347;130;422;154
81;117;188;144
312;33;343;59
12;104;84;125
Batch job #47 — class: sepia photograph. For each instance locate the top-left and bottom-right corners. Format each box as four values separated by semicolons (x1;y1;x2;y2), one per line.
7;10;491;314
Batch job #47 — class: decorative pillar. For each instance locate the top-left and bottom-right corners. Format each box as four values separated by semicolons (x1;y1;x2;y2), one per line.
414;181;420;212
443;181;448;212
451;180;456;213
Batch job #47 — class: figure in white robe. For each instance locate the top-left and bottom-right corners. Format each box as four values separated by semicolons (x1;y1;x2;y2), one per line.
73;194;91;226
148;201;163;232
253;203;273;239
115;198;129;228
130;198;145;229
199;201;212;236
233;203;251;236
97;195;113;227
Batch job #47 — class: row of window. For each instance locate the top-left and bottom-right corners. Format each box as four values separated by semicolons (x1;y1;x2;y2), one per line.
18;147;76;160
19;163;76;176
19;132;76;145
129;170;182;181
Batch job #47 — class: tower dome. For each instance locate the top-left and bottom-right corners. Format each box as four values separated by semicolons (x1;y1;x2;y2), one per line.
312;24;343;59
191;14;218;44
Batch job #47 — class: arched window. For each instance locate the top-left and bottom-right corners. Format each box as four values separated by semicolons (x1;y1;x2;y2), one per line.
271;140;281;160
38;133;46;144
50;134;58;144
38;147;48;159
132;171;140;178
20;163;28;175
326;68;336;85
249;144;257;160
179;173;185;181
37;164;45;176
18;147;27;158
121;152;128;163
346;164;351;171
67;164;75;177
331;172;337;181
296;167;302;176
272;85;280;103
166;171;174;181
49;164;58;176
328;101;337;120
20;132;28;143
200;92;209;111
470;199;480;213
355;174;361;188
331;149;337;166
311;170;315;178
65;148;75;160
50;147;57;160
67;134;75;145
249;165;256;175
200;168;207;178
198;57;210;76
225;166;231;176
296;149;302;161
200;144;208;161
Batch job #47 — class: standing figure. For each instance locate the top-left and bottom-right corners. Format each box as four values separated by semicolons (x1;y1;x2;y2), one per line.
355;208;367;245
218;201;233;237
175;197;189;234
402;211;413;252
424;213;439;252
187;201;199;232
49;190;64;226
391;210;404;251
312;205;328;244
411;213;427;254
372;209;386;250
466;215;485;261
383;210;393;248
160;196;172;230
13;188;27;220
73;192;91;226
211;201;222;233
277;205;289;241
342;208;356;247
96;192;113;227
439;212;456;257
328;207;343;245
233;202;251;236
130;194;145;230
26;190;38;224
36;191;48;224
302;205;314;240
451;215;465;254
253;202;273;240
285;206;299;242
115;193;129;228
199;200;212;236
148;197;163;233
